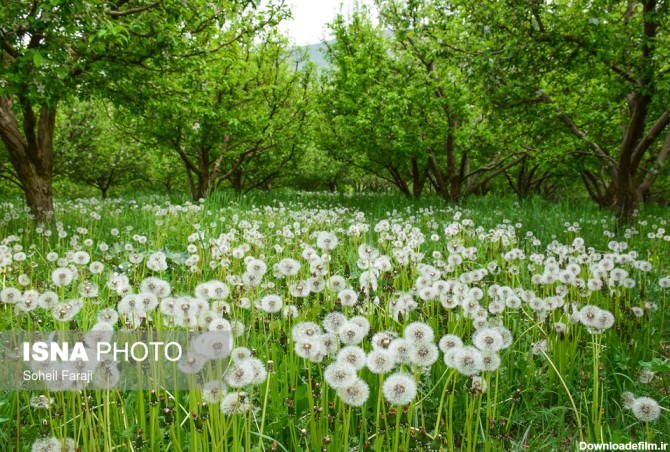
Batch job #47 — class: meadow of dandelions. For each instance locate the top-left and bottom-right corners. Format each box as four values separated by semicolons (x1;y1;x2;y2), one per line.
0;193;668;451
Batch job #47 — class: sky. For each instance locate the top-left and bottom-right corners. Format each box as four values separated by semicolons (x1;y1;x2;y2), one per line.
276;0;376;45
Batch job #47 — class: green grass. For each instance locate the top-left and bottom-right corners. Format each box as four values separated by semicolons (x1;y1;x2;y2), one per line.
0;192;668;451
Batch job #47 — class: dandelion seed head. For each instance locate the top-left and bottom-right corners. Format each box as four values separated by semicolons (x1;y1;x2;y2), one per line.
323;312;347;334
622;392;636;409
337;378;370;407
473;328;504;352
382;372;417;405
454;346;483;376
409;341;439;367
31;437;61;452
631;396;661;423
324;362;358;389
220;391;251;415
404;322;434;344
337;345;367;370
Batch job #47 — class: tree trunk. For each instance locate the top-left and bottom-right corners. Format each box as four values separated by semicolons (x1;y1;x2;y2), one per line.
410;158;427;198
231;170;243;192
0;96;56;222
22;170;53;220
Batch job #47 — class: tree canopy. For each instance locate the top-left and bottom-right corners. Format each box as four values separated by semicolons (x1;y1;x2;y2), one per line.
2;0;669;225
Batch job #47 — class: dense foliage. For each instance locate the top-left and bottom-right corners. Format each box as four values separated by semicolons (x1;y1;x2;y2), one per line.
2;1;670;223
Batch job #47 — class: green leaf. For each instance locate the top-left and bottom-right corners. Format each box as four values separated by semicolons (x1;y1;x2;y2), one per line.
33;51;43;67
639;359;670;372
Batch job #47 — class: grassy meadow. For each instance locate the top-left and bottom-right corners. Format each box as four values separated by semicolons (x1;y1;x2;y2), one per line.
0;192;668;451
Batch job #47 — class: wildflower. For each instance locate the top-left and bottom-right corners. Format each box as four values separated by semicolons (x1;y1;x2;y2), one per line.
409;341;439;367
337;346;367;370
505;296;521;309
320;333;339;356
622;392;636;409
383;372;417;405
194;331;231;360
208;280;230;300
307;277;326;293
283;305;299;319
220;391;251;415
146;252;168;272
388;338;413;365
440;294;460;309
51;267;74;287
85;322;115;346
292;322;322;341
202;380;227;404
366;349;395;374
159;298;176;316
338;289;358;307
89;261;104;274
595;309;615;330
371;331;397;350
337;378;370;407
289;281;311;298
117;294;145;318
72;251;90;265
294;339;326;362
277;258;301;276
230;347;252;363
358;244;379;260
316;232;338;250
52;300;82;322
225;361;256;388
260;294;283;313
178;353;206;375
359;270;378;292
242;271;262;287
328;275;348;292
246;357;268;385
638;369;655;384
479;351;501;372
37;291;59;309
323;312;347;334
246;258;268;276
404;322;435;344
492;326;514;348
553;322;567;334
471;376;487;394
31;437;61;452
454;346;483;376
473;328;505;352
30;395;54;409
439;335;463;353
631;397;661;423
531;339;547;355
324;362;358;389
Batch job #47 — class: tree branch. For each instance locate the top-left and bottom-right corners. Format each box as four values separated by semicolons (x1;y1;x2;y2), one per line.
638;129;670;195
108;2;160;18
630;111;669;172
536;89;616;167
466;154;526;195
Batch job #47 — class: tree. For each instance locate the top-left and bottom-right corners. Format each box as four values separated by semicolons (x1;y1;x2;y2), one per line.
54;100;144;198
0;0;285;220
321;2;524;201
120;33;312;200
458;0;670;225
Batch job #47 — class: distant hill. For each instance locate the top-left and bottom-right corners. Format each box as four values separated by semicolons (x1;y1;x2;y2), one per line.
293;41;331;70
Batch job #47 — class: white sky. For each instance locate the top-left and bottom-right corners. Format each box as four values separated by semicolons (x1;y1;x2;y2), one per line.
276;0;376;45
